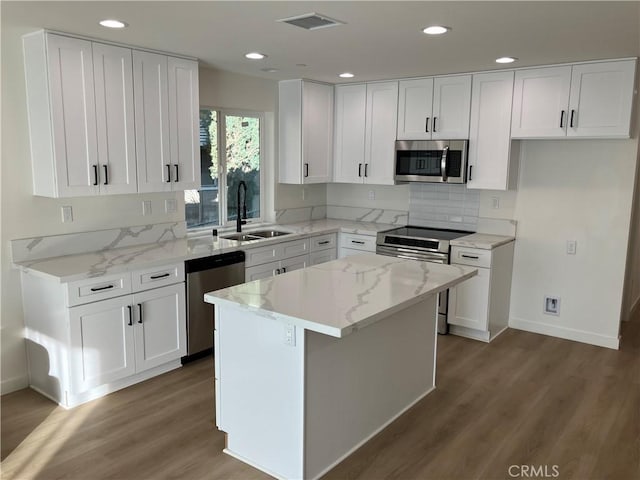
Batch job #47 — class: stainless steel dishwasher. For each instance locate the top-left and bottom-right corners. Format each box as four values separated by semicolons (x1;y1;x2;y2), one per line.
184;251;245;360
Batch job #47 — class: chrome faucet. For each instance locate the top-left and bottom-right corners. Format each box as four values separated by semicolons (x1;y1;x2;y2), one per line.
236;181;247;232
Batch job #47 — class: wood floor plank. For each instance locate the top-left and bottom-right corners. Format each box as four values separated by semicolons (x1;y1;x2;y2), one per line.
2;316;639;480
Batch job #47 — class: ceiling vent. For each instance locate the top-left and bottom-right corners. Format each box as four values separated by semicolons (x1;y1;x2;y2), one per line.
278;12;344;31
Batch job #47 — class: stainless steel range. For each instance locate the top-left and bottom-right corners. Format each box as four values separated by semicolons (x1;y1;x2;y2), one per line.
376;226;472;334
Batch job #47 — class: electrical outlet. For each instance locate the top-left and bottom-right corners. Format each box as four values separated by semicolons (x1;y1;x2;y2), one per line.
61;206;73;223
368;190;375;201
566;240;577;255
492;196;500;209
165;199;177;214
543;296;561;316
142;200;152;216
284;324;296;346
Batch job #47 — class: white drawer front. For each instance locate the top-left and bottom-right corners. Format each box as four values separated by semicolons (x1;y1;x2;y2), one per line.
244;244;280;267
310;249;337;265
339;233;376;252
131;263;185;292
451;247;492;268
310;233;337;252
66;272;132;307
281;238;310;258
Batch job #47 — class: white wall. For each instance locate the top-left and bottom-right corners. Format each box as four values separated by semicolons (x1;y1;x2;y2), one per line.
509;139;638;348
621;137;640;321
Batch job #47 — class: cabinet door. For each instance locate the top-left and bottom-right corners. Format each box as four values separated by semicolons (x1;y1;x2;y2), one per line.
246;260;280;281
168;57;200;190
69;296;136;392
93;43;137;194
280;254;309;273
46;34;99;197
364;81;398;185
303;82;333;184
133;284;186;372
432;75;472;140
511;66;571;138
448;267;490;331
467;71;515;191
567;60;636;138
333;84;366;183
397;78;433;140
309;249;337;265
133;51;171;192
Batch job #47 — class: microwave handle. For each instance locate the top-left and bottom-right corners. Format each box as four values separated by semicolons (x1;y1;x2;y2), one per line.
441;146;449;182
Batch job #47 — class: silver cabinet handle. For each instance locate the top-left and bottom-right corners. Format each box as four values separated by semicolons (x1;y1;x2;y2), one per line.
440;145;449;183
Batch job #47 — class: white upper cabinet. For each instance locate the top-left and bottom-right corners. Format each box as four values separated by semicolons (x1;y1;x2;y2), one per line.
93;43;137;195
279;80;333;184
397;78;433;140
334;81;398;184
397;75;471;140
134;52;200;193
167;56;200;190
333;84;367;183
133;51;172;193
23;30;200;197
467;71;517;191
24;32;99;197
512;60;636;138
567;60;636;138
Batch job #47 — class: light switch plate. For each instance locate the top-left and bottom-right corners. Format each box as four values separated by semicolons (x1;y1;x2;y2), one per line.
165;199;177;214
142;200;152;216
566;240;577;255
61;206;73;223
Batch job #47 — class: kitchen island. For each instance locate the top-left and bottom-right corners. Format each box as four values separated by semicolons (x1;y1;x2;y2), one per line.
204;254;476;480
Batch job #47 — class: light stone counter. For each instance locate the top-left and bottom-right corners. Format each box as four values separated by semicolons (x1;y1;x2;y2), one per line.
12;220;396;283
205;254;476;338
451;232;515;250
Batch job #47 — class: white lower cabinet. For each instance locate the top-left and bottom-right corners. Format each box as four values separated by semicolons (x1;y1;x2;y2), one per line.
338;233;376;258
245;254;309;281
447;242;515;342
22;263;186;408
309;249;337;265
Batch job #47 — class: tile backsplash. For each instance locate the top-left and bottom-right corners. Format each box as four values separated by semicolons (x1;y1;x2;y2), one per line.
409;184;479;231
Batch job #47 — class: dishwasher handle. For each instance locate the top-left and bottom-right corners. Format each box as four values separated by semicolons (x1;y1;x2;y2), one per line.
185;251;246;273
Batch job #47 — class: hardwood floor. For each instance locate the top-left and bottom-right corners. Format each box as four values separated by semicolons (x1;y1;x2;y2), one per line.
2;316;639;480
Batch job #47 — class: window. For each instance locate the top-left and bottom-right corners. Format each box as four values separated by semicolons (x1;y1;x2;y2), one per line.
185;108;263;229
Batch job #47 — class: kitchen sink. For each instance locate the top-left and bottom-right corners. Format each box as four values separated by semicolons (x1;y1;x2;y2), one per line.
250;230;292;238
221;233;263;242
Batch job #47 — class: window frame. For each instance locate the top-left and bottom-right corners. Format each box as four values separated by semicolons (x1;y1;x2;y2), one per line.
187;106;265;233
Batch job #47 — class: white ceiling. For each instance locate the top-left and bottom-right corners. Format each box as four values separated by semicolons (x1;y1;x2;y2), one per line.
3;1;640;83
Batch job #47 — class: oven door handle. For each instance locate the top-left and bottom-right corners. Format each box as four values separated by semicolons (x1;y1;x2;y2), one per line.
441;145;449;183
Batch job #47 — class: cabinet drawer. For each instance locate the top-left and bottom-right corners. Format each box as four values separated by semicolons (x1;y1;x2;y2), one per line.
339;233;376;252
244;238;311;267
310;249;337;265
131;263;185;292
281;238;310;258
66;272;132;307
310;233;337;252
451;247;492;268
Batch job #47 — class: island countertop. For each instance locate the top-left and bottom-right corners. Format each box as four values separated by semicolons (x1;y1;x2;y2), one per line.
204;254;477;338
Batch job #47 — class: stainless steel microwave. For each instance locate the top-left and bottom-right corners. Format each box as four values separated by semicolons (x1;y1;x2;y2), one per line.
395;140;468;184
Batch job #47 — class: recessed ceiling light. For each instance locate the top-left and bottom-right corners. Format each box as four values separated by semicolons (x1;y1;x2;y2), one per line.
423;25;450;35
496;56;518;64
339;72;354;78
260;68;279;73
296;64;308;67
245;52;267;60
99;19;128;29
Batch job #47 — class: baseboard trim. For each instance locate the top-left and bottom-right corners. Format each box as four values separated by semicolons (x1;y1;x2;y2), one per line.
0;374;29;395
509;317;619;350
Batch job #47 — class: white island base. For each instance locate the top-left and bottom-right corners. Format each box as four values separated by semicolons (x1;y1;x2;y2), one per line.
214;295;438;480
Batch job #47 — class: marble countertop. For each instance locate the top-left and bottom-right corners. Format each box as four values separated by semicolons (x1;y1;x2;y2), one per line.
205;254;477;338
450;233;514;250
14;220;396;283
